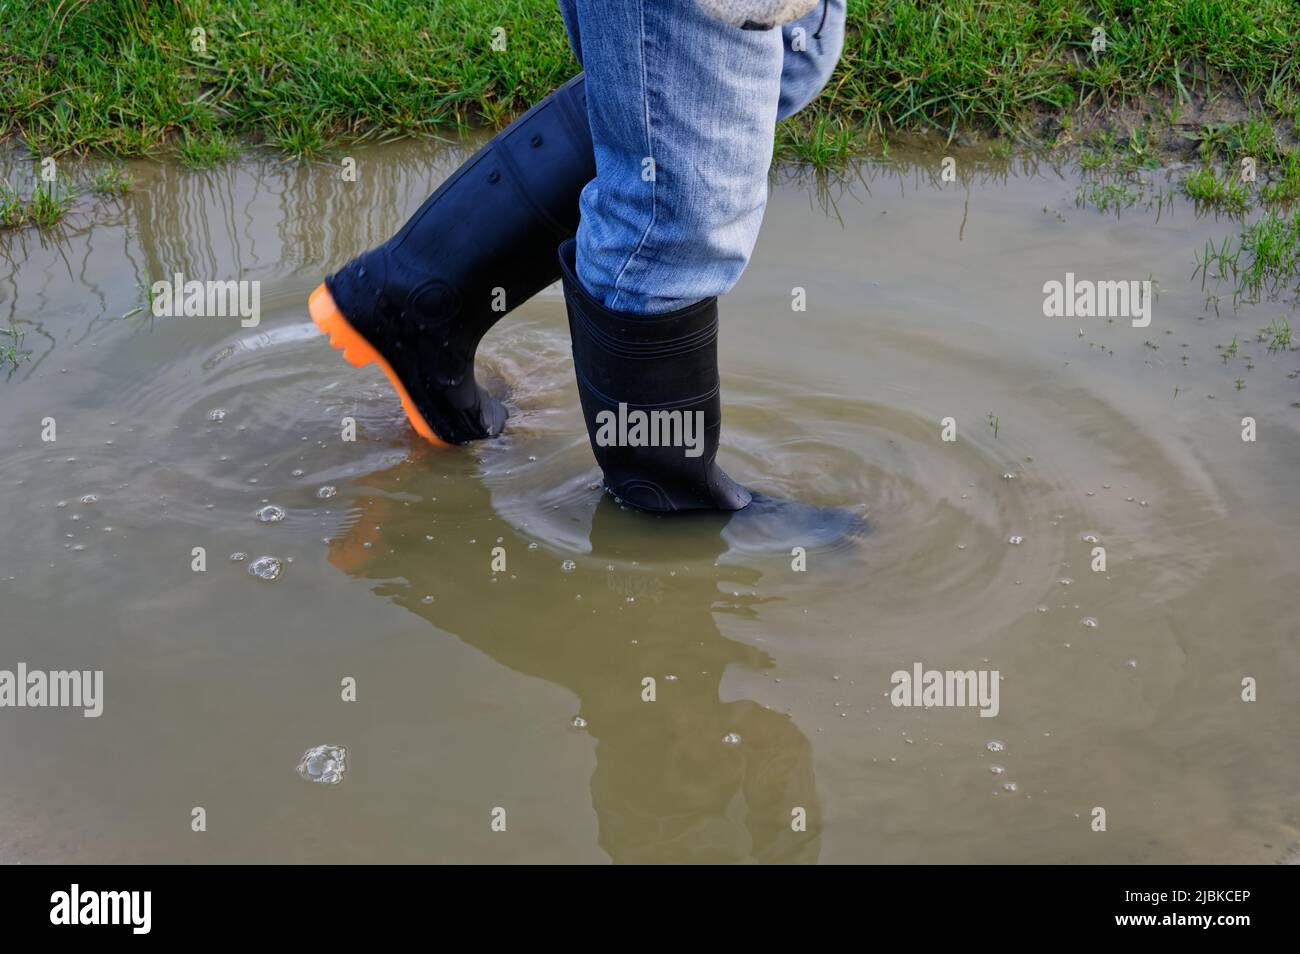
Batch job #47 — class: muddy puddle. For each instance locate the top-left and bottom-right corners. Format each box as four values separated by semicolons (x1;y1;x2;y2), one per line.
1;141;1297;863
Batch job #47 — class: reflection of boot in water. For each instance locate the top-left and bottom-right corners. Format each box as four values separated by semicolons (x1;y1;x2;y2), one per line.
310;75;594;446
558;238;866;550
326;462;822;863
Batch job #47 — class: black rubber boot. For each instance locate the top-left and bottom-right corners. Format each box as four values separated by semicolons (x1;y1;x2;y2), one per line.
312;74;595;445
558;238;752;513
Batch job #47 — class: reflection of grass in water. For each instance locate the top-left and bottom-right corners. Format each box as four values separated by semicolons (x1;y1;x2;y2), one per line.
1075;177;1172;217
1078;180;1138;212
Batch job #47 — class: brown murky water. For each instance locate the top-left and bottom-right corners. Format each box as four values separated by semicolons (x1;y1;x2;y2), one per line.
1;141;1297;863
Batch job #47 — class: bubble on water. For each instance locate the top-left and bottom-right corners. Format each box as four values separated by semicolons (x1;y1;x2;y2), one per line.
990;765;1006;774
527;542;539;550
986;740;1005;753
291;469;304;478
570;716;587;729
80;494;98;505
207;408;226;422
297;744;346;784
722;732;742;745
420;595;434;605
1001;781;1018;793
1058;577;1073;586
316;485;337;500
1080;616;1099;628
255;505;286;523
1081;533;1101;544
229;552;248;562
56;500;67;508
1126;659;1138;668
665;674;678;682
248;556;283;581
1036;604;1048;613
560;560;576;573
1007;535;1024;545
1001;472;1017;480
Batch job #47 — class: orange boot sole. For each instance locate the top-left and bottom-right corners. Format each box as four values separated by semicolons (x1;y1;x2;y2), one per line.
309;283;449;447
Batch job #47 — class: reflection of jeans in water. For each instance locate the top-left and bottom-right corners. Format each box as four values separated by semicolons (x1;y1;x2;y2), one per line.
555;0;845;314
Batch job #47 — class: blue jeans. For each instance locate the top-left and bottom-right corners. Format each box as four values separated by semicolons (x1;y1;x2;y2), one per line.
556;0;845;314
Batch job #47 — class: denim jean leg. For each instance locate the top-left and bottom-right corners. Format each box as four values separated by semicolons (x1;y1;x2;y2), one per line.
556;0;843;116
558;0;785;314
778;0;846;120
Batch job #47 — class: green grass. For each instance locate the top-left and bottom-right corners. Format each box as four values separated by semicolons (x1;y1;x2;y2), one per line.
3;0;1300;167
1193;118;1285;165
177;128;241;168
0;323;28;369
1181;166;1251;212
0;178;73;228
1260;316;1292;352
1174;115;1300;210
90;163;133;194
1196;207;1300;303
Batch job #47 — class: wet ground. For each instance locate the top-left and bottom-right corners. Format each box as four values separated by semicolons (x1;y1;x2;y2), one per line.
1;141;1297;863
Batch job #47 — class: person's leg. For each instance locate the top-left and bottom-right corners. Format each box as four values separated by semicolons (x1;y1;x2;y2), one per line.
310;8;594;445
778;0;846;121
567;0;844;315
559;0;848;513
567;0;786;315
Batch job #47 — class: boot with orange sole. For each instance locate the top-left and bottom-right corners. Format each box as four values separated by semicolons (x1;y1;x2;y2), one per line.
310;74;594;445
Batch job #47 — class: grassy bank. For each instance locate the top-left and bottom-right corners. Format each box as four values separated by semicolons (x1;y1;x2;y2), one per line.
2;0;1298;157
2;2;1298;311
